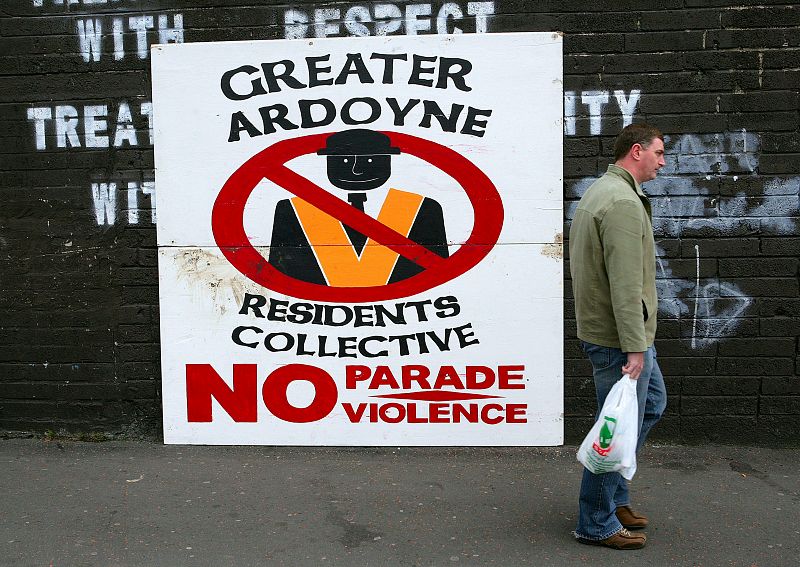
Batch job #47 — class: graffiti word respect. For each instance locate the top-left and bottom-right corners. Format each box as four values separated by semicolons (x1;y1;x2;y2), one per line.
284;2;495;38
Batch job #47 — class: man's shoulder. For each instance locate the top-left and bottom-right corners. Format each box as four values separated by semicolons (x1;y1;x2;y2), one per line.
588;171;638;197
578;173;639;216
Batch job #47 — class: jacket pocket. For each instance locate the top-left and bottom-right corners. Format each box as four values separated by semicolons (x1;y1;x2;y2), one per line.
642;299;649;322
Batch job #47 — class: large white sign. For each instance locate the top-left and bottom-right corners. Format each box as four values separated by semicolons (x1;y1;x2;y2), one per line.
152;33;563;445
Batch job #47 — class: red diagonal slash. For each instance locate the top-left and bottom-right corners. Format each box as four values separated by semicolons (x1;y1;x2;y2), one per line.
263;163;445;269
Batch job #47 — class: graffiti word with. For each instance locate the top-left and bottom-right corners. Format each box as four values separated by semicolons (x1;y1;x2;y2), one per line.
76;13;183;62
91;178;156;226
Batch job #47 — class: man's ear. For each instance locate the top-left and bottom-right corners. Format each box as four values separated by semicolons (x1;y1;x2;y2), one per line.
630;143;643;161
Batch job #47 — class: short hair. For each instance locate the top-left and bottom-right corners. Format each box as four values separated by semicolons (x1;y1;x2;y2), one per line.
613;123;664;161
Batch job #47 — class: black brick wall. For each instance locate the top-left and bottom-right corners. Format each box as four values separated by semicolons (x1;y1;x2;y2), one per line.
1;0;798;444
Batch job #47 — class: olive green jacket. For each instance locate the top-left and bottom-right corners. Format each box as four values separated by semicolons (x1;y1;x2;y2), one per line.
569;164;657;352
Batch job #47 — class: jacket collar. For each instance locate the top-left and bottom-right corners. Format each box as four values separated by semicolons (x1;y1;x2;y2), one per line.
607;164;646;198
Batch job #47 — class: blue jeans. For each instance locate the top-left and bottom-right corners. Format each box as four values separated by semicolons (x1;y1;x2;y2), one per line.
574;341;667;540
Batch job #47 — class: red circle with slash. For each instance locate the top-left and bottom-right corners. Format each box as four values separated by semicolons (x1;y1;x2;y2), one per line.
212;131;503;303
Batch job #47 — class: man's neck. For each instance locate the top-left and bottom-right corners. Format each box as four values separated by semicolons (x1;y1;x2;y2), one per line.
613;161;643;184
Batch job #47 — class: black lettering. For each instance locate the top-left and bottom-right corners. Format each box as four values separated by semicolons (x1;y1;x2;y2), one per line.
386;97;421;126
239;293;267;317
296;333;315;356
318;335;338;357
409;54;437;87
299;99;336;128
228;111;261;142
434;295;461;318
341;97;381;125
266;299;289;322
338;336;359;358
405;300;433;321
425;328;452;351
260;60;307;92
287;302;314;324
220;65;267;101
264;332;294;352
369;53;408;84
306;55;333;87
460;107;493;137
324;305;354;327
453;323;480;348
388;333;416;356
374;303;406;326
231;326;262;348
358;336;389;357
312;304;325;325
415;332;431;354
353;305;375;327
420;100;464;133
436;57;472;92
334;53;375;85
257;104;299;134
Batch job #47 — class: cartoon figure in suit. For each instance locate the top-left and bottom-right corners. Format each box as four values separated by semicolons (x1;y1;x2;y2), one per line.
268;129;449;286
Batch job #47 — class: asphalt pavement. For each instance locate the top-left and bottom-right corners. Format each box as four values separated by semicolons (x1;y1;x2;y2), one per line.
1;440;797;567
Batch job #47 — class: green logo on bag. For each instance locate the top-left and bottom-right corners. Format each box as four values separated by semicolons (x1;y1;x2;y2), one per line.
591;416;617;456
599;416;617;449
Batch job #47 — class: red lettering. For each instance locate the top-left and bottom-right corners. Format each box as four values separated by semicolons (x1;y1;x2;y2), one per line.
368;402;379;422
499;365;525;389
433;365;465;389
452;403;479;423
481;403;505;424
506;404;527;423
379;402;405;423
370;366;400;389
429;403;449;423
342;402;368;423
466;366;494;389
262;364;337;423
345;365;372;389
186;364;257;422
401;365;431;389
406;403;428;423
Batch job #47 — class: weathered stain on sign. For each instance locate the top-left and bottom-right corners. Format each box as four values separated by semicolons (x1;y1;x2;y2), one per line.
541;232;563;260
173;248;265;312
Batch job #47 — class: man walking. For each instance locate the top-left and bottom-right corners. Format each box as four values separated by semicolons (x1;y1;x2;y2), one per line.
569;123;668;550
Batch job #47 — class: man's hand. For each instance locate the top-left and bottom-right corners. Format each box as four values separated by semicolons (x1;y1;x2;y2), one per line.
622;351;645;380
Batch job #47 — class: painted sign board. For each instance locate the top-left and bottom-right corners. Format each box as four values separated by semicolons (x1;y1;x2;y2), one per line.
152;32;563;445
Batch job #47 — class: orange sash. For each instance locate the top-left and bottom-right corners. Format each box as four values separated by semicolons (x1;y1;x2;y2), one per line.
291;189;424;287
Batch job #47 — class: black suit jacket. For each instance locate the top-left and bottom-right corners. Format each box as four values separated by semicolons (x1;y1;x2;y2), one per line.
268;194;449;285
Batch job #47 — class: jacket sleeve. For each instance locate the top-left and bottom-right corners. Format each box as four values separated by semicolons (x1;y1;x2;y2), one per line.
599;200;647;352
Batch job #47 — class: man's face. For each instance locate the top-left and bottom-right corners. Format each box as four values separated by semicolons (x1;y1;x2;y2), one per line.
636;138;666;182
327;154;391;191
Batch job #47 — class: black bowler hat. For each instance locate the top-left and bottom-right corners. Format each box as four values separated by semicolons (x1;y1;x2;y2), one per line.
317;129;401;156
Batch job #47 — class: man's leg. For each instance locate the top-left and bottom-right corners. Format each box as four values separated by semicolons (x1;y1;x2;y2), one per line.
637;346;667;453
614;345;667;507
614;347;667;507
577;342;667;539
575;341;628;540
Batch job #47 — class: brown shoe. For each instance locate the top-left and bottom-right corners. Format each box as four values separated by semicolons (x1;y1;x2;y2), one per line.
577;528;646;550
616;505;649;530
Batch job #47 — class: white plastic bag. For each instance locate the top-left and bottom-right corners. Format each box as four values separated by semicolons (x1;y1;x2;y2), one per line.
576;374;639;480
